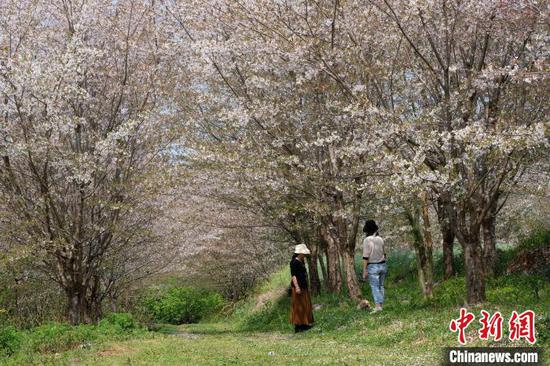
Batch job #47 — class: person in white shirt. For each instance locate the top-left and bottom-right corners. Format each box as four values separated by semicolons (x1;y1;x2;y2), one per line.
362;220;387;312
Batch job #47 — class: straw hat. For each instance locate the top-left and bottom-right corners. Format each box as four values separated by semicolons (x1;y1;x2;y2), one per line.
294;244;311;255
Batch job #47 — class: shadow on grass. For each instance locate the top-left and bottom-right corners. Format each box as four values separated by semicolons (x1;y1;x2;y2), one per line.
150;323;239;337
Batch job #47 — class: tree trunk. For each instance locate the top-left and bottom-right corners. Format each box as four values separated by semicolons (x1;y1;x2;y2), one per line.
326;239;342;293
462;233;486;304
482;198;498;277
341;248;361;301
110;294;119;313
88;274;102;322
320;222;342;293
482;216;497;277
455;199;487;305
67;288;82;325
65;277;101;325
307;242;321;295
437;195;456;279
442;225;455;279
318;243;328;287
420;192;434;299
405;201;434;299
66;286;96;325
341;189;362;302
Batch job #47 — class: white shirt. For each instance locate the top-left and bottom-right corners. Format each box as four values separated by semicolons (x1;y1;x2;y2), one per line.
363;235;385;264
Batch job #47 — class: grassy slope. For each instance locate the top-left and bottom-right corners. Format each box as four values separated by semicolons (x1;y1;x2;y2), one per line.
10;249;550;365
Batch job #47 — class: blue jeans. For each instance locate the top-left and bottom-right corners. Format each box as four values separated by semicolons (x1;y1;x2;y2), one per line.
368;262;387;305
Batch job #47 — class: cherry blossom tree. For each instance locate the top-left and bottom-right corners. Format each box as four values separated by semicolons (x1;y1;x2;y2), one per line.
0;0;181;323
2;0;546;316
164;0;548;304
164;0;399;301
373;0;548;303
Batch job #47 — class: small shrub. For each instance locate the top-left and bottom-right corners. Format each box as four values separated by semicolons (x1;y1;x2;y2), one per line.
139;287;223;325
487;274;546;304
385;251;416;284
517;227;550;252
0;326;22;357
27;323;94;353
487;286;523;305
25;319;148;355
538;315;549;345
433;248;465;278
494;247;516;276
506;227;550;278
100;313;137;331
432;277;466;307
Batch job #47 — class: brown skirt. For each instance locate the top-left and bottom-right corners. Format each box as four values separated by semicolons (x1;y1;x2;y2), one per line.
289;287;314;325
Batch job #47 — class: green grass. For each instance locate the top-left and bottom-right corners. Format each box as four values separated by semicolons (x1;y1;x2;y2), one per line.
0;315;153;365
3;248;549;365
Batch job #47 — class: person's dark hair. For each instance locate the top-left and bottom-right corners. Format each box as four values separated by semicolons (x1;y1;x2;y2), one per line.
363;220;379;236
291;253;299;260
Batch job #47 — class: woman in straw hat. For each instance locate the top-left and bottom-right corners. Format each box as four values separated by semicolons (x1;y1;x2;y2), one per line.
289;244;314;333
